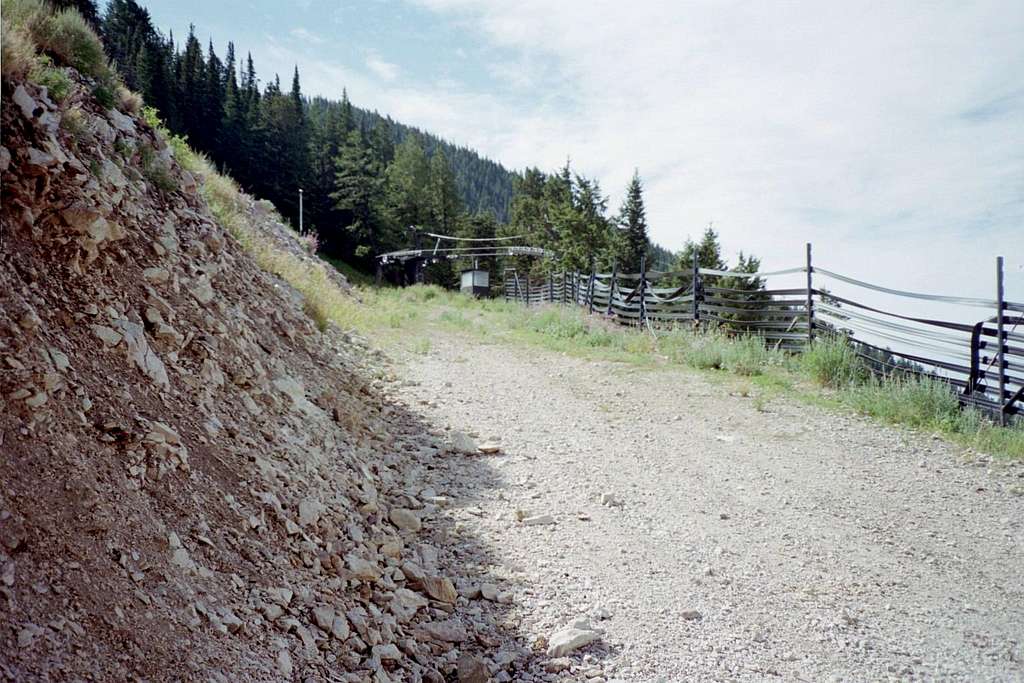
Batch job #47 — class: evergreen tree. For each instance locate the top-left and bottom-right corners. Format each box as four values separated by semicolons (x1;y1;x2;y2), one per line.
618;169;649;272
200;40;224;154
331;130;386;260
428;148;462;236
384;134;431;231
177;27;206;145
219;42;243;172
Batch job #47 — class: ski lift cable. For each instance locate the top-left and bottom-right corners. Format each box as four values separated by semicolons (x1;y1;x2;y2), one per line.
422;232;528;242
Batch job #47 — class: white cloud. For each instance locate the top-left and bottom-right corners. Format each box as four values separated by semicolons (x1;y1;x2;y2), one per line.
407;0;1024;308
365;53;400;81
289;27;324;45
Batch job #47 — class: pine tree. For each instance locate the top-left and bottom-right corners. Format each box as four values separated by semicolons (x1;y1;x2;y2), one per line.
177;27;206;146
619;169;649;272
384;134;431;232
201;40;224;156
331;130;386;261
428;148;461;236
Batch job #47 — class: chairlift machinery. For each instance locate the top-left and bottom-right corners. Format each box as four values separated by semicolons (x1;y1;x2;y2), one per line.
376;227;552;295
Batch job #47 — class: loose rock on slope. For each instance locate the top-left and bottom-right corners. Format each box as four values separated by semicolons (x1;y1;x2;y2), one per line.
0;74;525;681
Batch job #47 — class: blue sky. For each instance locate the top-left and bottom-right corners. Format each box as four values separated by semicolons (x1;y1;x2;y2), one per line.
142;0;1023;311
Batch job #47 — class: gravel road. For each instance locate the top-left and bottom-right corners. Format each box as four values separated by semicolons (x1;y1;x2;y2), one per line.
395;331;1024;682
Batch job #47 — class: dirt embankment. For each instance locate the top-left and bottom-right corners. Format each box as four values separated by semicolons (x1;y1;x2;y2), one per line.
0;74;526;681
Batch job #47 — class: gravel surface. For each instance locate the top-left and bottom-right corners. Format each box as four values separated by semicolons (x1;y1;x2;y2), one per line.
396;331;1024;682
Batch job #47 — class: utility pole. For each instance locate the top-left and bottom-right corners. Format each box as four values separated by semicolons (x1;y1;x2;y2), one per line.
298;188;304;234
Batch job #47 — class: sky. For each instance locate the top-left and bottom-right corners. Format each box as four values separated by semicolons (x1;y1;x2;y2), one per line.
143;0;1024;314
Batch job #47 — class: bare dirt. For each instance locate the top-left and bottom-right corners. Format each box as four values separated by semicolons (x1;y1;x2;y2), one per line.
395;330;1024;681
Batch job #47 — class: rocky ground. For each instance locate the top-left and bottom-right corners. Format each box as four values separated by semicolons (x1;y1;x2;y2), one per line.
0;75;533;681
393;331;1024;682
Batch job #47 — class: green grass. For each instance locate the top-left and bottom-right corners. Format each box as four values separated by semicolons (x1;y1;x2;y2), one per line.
322;256;375;287
338;286;1024;459
28;55;70;101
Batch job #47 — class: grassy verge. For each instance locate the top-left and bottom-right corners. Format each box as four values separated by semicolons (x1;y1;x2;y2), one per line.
322;256;376;287
343;285;1024;460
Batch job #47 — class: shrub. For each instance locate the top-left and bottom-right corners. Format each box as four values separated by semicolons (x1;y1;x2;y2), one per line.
117;85;143;114
33;7;109;79
721;334;773;376
138;144;177;193
683;329;727;369
91;79;116;108
299;231;319;255
846;375;962;429
59;105;88;144
802;335;868;387
28;55;71;101
1;17;36;82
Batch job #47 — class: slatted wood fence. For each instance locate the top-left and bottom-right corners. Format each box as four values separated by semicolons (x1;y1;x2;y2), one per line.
503;247;1023;422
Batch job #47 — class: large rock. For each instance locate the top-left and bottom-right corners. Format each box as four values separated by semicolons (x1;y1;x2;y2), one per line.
420;575;457;604
99;159;127;188
298;498;322;527
546;621;601;657
450;431;477;453
114;320;169;390
345;554;381;582
107;107;136;134
415;618;468;643
457;653;489;683
390;588;428;622
12;85;40;121
389;508;422;533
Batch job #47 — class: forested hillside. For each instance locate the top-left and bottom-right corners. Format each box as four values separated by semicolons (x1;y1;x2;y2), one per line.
95;0;749;280
98;0;514;268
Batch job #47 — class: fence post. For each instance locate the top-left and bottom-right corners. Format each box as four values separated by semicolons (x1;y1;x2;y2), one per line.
562;270;568;305
606;261;617;316
588;258;596;314
547;271;553;303
805;243;814;347
691;258;700;325
996;255;1007;425
638;255;648;327
525;273;530;307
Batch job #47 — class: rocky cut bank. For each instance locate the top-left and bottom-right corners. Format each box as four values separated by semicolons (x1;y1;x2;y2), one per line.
0;62;508;681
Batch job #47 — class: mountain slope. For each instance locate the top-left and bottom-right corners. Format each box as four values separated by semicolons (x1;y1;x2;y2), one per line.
0;50;516;682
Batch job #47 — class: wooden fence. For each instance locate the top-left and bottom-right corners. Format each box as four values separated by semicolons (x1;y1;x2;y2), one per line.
502;247;1024;422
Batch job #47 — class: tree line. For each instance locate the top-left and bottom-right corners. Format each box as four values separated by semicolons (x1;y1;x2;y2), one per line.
78;0;765;290
93;0;516;270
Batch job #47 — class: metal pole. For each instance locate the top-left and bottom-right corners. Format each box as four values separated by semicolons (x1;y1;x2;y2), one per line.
997;256;1007;425
299;188;303;234
639;255;647;327
606;261;617;316
691;257;699;325
588;257;596;314
805;243;814;347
